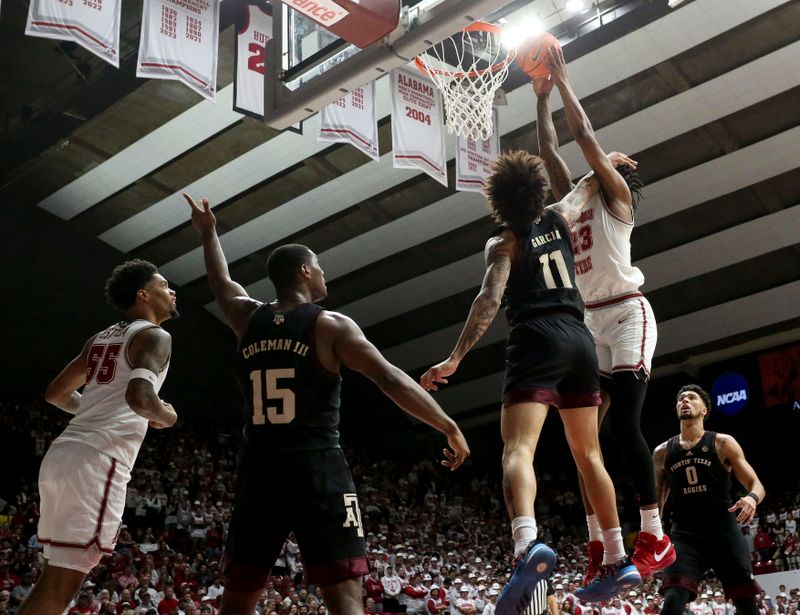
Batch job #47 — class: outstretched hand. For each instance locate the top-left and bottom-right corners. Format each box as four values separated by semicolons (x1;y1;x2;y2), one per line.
544;44;568;84
420;358;459;392
607;151;638;169
441;429;470;472
183;192;216;234
729;495;757;525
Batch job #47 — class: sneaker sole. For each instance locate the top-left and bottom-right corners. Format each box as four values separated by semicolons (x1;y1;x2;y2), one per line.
574;568;642;603
496;545;557;615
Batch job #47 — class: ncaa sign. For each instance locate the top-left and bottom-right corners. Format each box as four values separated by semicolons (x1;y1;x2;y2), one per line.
711;372;750;416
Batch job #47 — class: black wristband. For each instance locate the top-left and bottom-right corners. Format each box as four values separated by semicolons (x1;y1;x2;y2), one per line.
746;491;760;505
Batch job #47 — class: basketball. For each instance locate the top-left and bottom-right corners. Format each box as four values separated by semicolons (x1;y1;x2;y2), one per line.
516;32;560;79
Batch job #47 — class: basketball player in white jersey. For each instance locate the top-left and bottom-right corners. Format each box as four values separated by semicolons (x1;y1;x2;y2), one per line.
534;46;674;585
19;260;178;615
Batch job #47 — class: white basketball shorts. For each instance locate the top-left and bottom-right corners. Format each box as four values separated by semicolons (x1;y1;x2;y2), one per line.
37;441;131;573
584;293;657;378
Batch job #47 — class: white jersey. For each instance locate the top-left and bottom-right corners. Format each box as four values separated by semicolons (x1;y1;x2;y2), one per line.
571;191;644;305
234;4;272;118
54;320;169;469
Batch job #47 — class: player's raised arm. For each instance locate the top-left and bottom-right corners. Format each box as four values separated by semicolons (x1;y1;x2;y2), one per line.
545;46;633;222
184;193;259;339
419;235;512;392
125;327;177;429
44;335;95;414
652;442;670;519
325;311;470;470
534;77;573;201
720;434;766;525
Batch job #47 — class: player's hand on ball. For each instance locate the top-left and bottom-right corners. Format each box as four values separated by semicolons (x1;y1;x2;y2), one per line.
420;358;459;391
545;45;568;83
183;192;217;233
729;495;757;525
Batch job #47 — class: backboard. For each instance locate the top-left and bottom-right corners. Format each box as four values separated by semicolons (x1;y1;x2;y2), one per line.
263;0;523;130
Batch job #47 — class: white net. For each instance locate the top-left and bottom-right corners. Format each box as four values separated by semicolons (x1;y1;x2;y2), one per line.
416;24;515;141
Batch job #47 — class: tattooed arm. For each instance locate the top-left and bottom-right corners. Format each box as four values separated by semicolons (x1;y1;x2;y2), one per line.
420;233;514;391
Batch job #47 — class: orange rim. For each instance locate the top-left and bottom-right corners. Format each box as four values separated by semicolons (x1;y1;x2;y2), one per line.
414;21;514;79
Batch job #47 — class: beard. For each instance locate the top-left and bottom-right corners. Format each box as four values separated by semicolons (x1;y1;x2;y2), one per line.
169;307;181;319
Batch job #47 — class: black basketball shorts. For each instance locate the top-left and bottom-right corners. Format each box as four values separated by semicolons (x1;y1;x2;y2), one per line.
660;525;761;600
221;447;368;591
503;313;602;409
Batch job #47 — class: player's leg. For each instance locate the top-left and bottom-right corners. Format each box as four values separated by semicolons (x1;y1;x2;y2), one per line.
500;401;549;546
604;298;671;575
294;449;369;615
17;560;85;615
321;579;367;615
715;525;762;615
219;462;290;615
576;344;613;584
495;401;555;615
660;587;693;615
659;531;704;615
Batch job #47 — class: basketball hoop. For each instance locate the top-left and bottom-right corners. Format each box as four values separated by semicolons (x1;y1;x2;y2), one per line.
415;22;515;141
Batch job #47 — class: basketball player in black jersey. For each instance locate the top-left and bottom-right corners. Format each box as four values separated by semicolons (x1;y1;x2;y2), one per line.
420;152;640;615
653;385;765;615
184;193;469;615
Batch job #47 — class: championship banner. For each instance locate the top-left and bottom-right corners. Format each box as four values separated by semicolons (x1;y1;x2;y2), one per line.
455;108;500;193
25;0;121;66
318;81;379;161
391;67;447;187
137;0;219;101
234;4;272;119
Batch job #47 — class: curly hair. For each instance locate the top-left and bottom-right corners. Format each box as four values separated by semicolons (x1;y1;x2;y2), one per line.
483;150;549;234
267;244;314;290
105;259;158;312
616;163;644;211
677;384;713;421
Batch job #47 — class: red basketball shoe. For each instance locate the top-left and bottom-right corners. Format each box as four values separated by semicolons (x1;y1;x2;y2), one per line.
631;532;676;576
584;540;604;585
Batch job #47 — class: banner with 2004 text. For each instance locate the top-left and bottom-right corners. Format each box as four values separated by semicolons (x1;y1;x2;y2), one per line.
390;66;447;187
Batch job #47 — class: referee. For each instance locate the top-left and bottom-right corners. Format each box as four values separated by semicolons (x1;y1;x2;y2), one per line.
523;580;559;615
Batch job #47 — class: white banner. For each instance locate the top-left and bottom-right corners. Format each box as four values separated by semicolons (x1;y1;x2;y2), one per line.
391;67;447;187
318;82;379;160
25;0;121;66
137;0;219;101
234;4;272;119
455;108;500;192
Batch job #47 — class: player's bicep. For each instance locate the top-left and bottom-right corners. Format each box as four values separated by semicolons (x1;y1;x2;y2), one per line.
723;436;759;486
333;316;394;384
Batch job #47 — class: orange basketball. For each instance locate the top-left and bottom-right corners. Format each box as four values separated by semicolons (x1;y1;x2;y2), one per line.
516;32;560;79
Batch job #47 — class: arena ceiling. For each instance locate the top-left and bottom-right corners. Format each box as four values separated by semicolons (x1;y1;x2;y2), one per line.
1;0;799;432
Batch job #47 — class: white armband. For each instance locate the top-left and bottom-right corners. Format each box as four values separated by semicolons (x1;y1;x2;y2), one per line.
130;368;159;387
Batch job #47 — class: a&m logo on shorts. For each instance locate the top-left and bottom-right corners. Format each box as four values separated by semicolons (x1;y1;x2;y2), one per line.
342;493;364;537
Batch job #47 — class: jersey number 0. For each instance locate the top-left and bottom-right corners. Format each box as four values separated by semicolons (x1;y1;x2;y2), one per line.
249;368;296;425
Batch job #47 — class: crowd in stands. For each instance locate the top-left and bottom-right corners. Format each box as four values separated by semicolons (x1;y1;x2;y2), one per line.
0;396;799;615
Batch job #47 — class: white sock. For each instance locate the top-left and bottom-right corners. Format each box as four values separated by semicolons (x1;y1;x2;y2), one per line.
601;527;626;565
587;514;602;543
511;516;538;558
640;509;664;540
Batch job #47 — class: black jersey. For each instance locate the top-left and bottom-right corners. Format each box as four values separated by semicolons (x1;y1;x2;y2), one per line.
493;209;584;327
664;431;735;530
234;303;341;455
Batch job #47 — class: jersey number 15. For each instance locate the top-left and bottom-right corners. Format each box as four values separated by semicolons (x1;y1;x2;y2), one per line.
249;368;295;425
